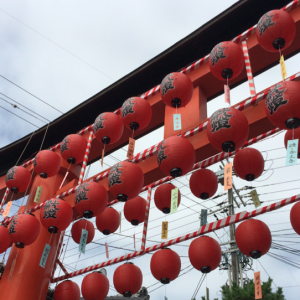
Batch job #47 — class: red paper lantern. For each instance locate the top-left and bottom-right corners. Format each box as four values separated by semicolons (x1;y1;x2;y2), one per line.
54;280;80;300
188;236;221;273
94;112;124;145
150;248;181;284
108;162;144;202
82;272;109;300
60;134;87;164
265;81;300;130
113;262;143;297
0;226;11;254
290;202;300;235
75;182;108;218
96;207;120;235
40;199;73;233
154;183;181;214
233;148;264;181
209;41;244;81
189;169;218;199
6;166;32;193
284;127;300;158
235;219;271;259
34;150;61;178
71;219;95;244
121;97;152;131
160;72;193;108
207;107;249;152
256;10;296;52
157;136;195;177
124;196;147;225
8;214;40;248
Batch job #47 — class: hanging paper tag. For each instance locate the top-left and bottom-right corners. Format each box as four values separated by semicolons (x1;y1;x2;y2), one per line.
173;114;181;131
286;139;298;166
164;297;168;300
105;242;109;259
280;55;287;80
39;243;51;268
79;229;88;254
2;202;13;217
200;209;208;226
254;271;262;299
170;188;178;213
119;212;122;233
224;85;230;105
161;221;168;239
101;148;105;167
127;138;135;158
250;189;261;208
8;257;17;282
133;234;136;250
34;186;43;203
224;162;232;191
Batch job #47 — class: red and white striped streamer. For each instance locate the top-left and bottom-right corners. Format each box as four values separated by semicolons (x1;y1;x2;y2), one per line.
0;188;9;214
51;192;300;283
141;187;152;251
56;258;69;276
78;131;93;185
242;40;256;97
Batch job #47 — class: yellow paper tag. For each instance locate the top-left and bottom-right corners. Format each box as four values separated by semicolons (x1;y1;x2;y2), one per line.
170;188;178;213
34;186;43;203
101;148;105;167
254;271;262;299
3;202;13;217
280;55;287;80
127;138;135;158
224;162;232;191
161;221;168;239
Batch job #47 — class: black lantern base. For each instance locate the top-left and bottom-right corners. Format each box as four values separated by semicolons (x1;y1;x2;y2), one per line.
222;141;235;152
48;226;59;234
272;38;285;50
103;229;110;235
123;291;132;298
170;168;182;177
130;122;139;131
171;98;181;108
11;187;19;194
286;117;300;129
245;174;255;181
250;250;261;259
67;157;76;164
160;277;170;284
117;194;128;202
16;242;25;249
102;136;111;145
131;219;139;226
201;266;211;274
163;207;170;214
200;192;209;200
40;173;48;179
222;68;233;80
83;211;93;219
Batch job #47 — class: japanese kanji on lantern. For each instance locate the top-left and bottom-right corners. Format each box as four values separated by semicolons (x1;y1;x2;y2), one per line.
6;166;32;194
81;272;109;300
34;150;61;178
60;134;87;164
124;196;147;225
54;280;80;300
96;207;120;235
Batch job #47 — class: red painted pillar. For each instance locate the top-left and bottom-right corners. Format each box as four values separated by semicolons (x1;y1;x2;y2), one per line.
0;155;81;300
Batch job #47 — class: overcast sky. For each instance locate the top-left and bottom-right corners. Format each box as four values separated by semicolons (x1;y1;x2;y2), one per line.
1;1;300;300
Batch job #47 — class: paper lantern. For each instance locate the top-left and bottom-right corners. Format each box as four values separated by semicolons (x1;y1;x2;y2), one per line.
124;196;147;225
256;10;296;52
71;219;95;244
154;183;181;214
94;112;124;145
60;134;87;164
75;182;108;218
0;226;11;254
207;107;249;152
54;280;80;300
233;148;264;181
150;248;181;284
265;81;300;130
113;262;143;297
209;41;244;81
160;72;193;108
189;169;218;199
121;97;152;131
96;207;120;235
6;166;31;193
40;199;73;233
235;219;271;259
8;214;40;248
81;272;109;300
34;150;61;178
290;202;300;235
188;236;221;273
157;136;195;177
284;127;300;158
108;162;144;202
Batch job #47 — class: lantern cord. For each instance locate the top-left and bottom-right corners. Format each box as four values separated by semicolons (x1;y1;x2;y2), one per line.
165;285;166;298
132;129;135;139
293;127;294;140
279;45;282;60
49;233;53;245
